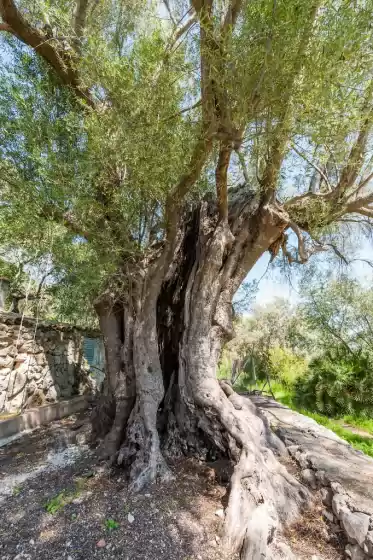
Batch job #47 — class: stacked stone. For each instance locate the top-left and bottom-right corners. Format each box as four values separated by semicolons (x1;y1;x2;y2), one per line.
0;313;99;413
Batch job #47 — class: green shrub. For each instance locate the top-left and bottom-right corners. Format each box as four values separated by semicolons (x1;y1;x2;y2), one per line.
294;347;373;416
267;347;308;388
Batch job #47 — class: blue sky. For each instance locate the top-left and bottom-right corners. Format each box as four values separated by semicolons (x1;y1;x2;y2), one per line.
247;237;373;307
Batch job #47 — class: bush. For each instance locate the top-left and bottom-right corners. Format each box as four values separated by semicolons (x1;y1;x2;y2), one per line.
294;347;373;416
267;347;308;388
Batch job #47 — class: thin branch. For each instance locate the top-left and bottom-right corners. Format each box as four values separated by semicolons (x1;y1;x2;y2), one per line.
222;0;243;30
292;144;332;191
163;0;176;25
235;149;250;183
172;11;197;43
345;192;373;214
163;99;201;122
333;81;373;200
288;221;308;263
0;0;95;107
312;238;349;264
347;170;373;202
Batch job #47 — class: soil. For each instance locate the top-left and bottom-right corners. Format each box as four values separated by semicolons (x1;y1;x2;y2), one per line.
0;412;237;560
0;411;345;560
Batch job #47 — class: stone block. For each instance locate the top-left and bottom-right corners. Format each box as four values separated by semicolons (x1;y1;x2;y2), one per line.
321;487;333;508
0;346;13;356
0;356;13;368
341;511;370;547
7;370;27;398
332;493;349;517
301;468;317;489
345;543;368;559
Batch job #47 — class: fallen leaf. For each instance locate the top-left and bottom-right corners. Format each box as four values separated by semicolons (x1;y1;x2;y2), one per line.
96;539;106;548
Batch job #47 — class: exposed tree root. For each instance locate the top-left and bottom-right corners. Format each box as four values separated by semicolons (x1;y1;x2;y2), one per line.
219;390;310;559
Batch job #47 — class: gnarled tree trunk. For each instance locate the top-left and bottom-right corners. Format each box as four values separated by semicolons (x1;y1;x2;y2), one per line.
92;189;310;558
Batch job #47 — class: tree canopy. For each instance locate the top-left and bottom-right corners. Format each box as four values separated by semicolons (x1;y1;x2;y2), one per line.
1;0;373;310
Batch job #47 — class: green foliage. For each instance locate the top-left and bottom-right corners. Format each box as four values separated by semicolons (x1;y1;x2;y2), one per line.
294;346;373;416
105;518;119;531
293;409;373;459
343;415;373;435
12;485;22;497
267;346;308;388
44;479;87;514
44;491;69;514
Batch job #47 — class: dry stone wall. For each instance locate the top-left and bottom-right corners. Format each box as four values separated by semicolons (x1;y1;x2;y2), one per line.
0;312;103;413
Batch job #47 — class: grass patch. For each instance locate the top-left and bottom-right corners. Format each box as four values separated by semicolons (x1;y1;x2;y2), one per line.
44;478;87;514
44;491;72;514
342;414;373;435
12;485;22;496
105;518;119;531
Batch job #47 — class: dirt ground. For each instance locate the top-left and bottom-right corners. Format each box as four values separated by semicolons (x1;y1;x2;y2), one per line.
0;412;344;560
0;413;237;560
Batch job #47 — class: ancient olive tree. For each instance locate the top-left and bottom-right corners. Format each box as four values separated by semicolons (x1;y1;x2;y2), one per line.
2;0;373;557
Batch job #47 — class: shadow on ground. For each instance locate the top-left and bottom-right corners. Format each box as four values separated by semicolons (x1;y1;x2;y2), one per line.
0;414;233;560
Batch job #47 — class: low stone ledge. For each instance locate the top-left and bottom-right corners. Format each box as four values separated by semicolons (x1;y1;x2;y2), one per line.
0;395;90;440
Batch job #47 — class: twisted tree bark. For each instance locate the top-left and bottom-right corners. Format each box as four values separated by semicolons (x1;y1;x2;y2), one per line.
92;188;310;558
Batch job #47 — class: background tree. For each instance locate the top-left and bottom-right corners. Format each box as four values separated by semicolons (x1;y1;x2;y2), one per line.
3;1;373;557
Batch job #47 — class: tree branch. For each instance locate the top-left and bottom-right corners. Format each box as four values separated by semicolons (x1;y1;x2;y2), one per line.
222;0;243;30
172;11;197;43
0;21;11;31
288;221;308;263
261;3;320;201
163;0;176;25
345;192;373;214
0;0;95;107
335;85;373;197
216;142;233;221
74;0;89;46
235;149;250;183
292;144;332;192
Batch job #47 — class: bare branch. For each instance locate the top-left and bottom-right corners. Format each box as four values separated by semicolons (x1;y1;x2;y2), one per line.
345;192;373;214
312;238;349;264
354;207;373;219
288;221;308;263
0;0;95;107
172;11;197;43
348;170;373;202
163;0;176;25
163;99;202;122
335;83;373;196
292;144;332;192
